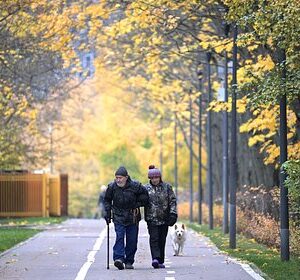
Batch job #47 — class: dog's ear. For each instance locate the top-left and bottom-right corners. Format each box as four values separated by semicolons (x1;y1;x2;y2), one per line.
182;224;185;230
175;224;177;230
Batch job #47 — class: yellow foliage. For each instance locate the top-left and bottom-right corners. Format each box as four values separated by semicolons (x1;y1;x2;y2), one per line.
208;100;229;112
93;0;298;173
247;44;259;51
237;66;255;84
249;135;266;147
209;96;248;114
253;55;275;72
240;104;298;165
263;145;280;165
237;96;248;113
288;141;300;160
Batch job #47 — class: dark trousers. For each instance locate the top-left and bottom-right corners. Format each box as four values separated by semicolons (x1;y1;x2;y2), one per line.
147;224;169;264
113;223;139;264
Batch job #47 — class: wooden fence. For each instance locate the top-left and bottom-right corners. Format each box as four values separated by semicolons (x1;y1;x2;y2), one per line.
0;173;68;217
60;174;68;216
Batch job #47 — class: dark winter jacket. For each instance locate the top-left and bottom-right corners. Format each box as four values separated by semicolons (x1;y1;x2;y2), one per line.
104;177;149;226
144;181;177;226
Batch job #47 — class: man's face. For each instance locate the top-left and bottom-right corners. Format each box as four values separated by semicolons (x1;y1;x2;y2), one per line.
150;176;160;186
115;175;128;187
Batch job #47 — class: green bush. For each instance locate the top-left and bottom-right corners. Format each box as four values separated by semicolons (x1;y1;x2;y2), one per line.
284;159;300;214
284;159;300;255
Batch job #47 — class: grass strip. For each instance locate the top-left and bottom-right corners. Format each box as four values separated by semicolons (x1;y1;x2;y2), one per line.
0;228;40;253
0;217;66;226
0;217;66;254
188;223;300;280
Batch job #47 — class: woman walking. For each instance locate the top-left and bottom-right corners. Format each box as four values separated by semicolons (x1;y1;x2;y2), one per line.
144;165;177;268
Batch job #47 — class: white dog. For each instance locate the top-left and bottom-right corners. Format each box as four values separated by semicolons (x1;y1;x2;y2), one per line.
170;223;186;256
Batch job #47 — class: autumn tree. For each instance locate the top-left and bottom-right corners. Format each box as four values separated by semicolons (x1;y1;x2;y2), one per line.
90;1;299;195
0;0;105;168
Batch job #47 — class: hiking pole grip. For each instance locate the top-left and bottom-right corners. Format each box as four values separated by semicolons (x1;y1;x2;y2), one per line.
106;223;109;269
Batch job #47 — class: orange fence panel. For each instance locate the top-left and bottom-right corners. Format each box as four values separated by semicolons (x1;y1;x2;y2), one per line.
0;173;68;218
60;174;68;216
49;175;61;217
0;174;49;217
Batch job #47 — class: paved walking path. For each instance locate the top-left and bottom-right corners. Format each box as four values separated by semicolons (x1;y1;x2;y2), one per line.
0;219;264;280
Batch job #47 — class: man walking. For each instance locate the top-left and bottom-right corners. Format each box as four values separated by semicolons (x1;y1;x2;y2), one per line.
104;166;149;270
97;185;107;218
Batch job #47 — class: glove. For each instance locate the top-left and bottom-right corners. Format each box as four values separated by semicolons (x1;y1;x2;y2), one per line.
167;213;178;226
104;216;111;225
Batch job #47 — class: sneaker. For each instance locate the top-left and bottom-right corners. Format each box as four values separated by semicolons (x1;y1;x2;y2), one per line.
159;263;165;268
125;263;134;269
114;259;124;270
152;259;159;269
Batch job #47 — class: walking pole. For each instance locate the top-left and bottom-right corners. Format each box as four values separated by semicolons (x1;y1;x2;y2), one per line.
107;222;110;269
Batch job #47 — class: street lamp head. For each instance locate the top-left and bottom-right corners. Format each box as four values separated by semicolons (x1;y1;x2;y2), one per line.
197;70;203;80
221;16;230;37
206;52;212;62
224;23;230;37
48;124;53;134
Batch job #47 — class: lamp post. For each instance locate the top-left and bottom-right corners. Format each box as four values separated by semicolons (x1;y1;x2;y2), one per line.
197;67;203;224
189;90;194;223
279;48;289;261
222;23;230;234
229;24;238;249
174;111;178;199
48;123;54;174
160;116;163;176
207;51;213;230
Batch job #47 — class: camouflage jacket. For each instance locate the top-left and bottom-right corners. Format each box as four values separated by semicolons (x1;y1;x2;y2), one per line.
144;181;177;225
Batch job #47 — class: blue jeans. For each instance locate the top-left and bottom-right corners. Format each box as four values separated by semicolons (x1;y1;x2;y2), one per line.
113;223;139;264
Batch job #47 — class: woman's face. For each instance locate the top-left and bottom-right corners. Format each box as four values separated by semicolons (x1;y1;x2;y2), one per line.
150;176;160;186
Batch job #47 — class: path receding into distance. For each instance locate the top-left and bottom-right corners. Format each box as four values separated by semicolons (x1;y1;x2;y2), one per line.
0;219;265;280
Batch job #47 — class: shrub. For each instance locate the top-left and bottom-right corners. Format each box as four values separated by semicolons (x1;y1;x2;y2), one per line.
178;201;223;226
284;159;300;255
178;181;300;255
284;159;300;220
237;207;280;247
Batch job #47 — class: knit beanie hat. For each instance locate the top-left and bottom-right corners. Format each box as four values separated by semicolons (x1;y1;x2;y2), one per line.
148;165;161;178
115;166;128;177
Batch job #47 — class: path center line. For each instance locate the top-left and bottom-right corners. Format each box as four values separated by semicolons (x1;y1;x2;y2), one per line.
74;227;107;280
